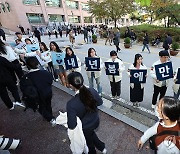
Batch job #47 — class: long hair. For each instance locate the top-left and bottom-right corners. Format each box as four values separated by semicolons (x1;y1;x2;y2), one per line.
40;42;49;52
88;48;97;57
65;47;75;58
50;41;62;52
133;54;143;67
0;39;7;54
67;72;97;112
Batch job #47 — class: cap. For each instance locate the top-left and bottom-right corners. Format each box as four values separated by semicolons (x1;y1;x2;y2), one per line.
159;50;169;57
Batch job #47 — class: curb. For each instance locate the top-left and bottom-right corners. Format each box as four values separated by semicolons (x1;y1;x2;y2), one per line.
52;82;150;132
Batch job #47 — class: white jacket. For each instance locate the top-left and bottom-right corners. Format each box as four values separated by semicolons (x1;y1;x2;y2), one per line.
56;112;89;154
127;64;148;89
1;46;18;62
106;58;125;82
150;60;170;87
172;67;180;94
86;57;104;79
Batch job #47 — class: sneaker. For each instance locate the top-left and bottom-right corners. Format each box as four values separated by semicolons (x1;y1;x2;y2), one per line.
14;102;25;108
133;102;137;107
151;104;156;109
102;148;107;154
50;119;56;127
136;102;140;107
116;96;120;100
9;104;15;110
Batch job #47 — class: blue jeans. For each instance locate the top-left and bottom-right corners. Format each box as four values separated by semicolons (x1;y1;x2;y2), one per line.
174;88;180;99
142;44;150;53
88;72;102;94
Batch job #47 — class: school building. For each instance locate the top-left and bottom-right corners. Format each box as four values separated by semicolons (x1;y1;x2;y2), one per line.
0;0;132;32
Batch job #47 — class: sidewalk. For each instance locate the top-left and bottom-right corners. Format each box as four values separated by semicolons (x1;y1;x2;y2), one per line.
0;87;154;154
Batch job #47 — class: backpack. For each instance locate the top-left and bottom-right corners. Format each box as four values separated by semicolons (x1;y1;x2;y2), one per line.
20;74;39;112
149;130;179;151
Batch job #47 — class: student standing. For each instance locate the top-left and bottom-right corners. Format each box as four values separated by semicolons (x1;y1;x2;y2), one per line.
150;50;170;109
25;57;56;126
65;47;81;74
34;28;41;43
138;96;180;154
50;41;67;86
39;42;59;81
86;48;103;96
106;51;125;99
66;72;107;154
127;54;147;107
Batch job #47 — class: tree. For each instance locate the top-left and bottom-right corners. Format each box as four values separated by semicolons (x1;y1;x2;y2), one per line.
156;4;180;27
135;0;151;6
88;0;135;27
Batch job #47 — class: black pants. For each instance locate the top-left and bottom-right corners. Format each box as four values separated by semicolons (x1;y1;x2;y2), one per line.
83;129;105;154
110;81;121;97
11;59;24;83
47;62;58;80
152;85;167;105
115;44;121;52
38;94;54;122
0;80;21;108
36;36;41;42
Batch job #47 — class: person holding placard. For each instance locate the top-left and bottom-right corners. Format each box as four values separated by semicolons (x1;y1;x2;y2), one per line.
39;42;59;82
127;54;147;107
106;51;125;99
173;67;180;99
85;48;103;96
65;47;81;74
150;50;171;109
50;41;67;87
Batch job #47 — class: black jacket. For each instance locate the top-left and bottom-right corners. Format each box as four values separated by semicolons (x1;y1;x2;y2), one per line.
67;88;103;130
143;35;149;45
0;56;18;83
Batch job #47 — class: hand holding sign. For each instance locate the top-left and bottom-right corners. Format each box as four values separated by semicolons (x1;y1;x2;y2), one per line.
64;56;78;70
105;62;119;76
130;69;147;83
155;62;173;81
85;57;100;71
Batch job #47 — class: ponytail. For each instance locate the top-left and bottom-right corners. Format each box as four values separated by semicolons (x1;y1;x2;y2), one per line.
79;85;97;112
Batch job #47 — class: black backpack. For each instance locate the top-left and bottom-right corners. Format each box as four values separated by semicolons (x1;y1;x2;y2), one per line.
149;130;179;151
20;74;39;112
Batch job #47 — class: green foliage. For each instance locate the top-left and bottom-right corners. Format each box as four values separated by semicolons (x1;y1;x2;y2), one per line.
92;34;97;40
124;37;131;44
135;0;151;6
171;42;179;51
88;0;135;27
120;24;180;43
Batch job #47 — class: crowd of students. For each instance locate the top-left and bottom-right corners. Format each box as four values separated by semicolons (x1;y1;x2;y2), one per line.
0;29;179;154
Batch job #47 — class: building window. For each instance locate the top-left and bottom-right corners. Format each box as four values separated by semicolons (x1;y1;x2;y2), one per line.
5;2;10;12
23;0;40;5
48;14;64;22
1;3;6;12
68;16;80;23
45;0;61;7
84;17;92;23
81;3;89;11
66;0;78;9
26;13;45;23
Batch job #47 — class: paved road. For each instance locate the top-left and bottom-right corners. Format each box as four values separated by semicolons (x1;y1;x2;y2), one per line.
0;87;154;154
6;34;180;111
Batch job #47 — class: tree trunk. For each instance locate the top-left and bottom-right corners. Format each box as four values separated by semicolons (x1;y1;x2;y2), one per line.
167;16;170;28
114;19;117;27
164;18;166;27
